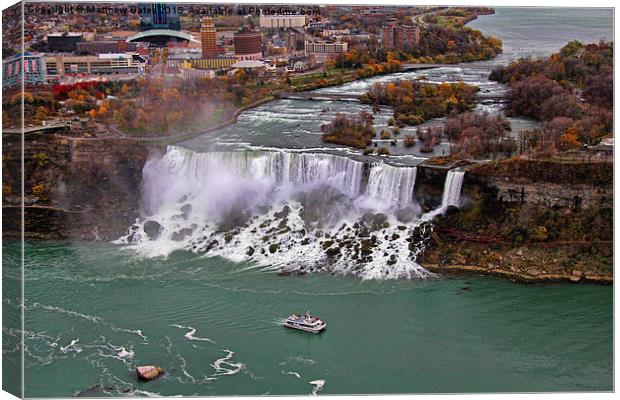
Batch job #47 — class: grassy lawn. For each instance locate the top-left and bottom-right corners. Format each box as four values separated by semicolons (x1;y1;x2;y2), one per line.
289;68;357;87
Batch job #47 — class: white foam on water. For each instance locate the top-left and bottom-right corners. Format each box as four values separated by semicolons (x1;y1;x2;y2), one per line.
279;355;318;366
126;389;164;397
210;349;245;377
31;303;102;323
117;347;134;359
309;379;326;395
172;324;216;344
282;370;302;379
110;326;149;343
60;338;81;354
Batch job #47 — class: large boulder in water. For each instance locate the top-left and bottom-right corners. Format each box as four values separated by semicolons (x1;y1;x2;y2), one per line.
361;212;388;232
274;205;291;219
136;366;164;381
143;220;162;240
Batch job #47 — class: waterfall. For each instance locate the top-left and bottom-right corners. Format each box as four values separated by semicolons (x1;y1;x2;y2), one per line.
117;145;441;280
143;146;418;211
441;170;465;209
420;169;466;222
362;164;417;207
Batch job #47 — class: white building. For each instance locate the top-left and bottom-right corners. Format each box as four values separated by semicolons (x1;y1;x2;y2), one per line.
305;41;348;63
44;53;145;79
259;15;306;29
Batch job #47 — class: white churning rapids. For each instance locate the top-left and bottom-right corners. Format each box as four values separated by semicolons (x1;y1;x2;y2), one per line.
117;146;465;280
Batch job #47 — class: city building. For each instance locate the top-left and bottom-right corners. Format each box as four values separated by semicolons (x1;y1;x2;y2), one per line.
167;55;237;70
46;32;84;52
177;63;216;79
2;52;47;89
305;40;348;63
286;30;306;56
128;3;192;47
44;53;145;79
322;29;351;37
234;27;262;61
103;31;137;41
308;21;332;30
381;21;420;50
76;41;139;55
200;17;221;58
287;56;310;72
140;3;181;31
259;15;307;29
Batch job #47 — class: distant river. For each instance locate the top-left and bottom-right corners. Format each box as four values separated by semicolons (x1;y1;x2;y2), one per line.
4;8;613;397
183;7;613;158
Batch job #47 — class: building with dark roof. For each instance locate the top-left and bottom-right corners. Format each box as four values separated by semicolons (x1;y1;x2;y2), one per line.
76;41;139;55
234;27;262;61
46;32;84;52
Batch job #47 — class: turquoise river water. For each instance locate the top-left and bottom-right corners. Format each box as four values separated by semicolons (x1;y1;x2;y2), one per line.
2;6;614;397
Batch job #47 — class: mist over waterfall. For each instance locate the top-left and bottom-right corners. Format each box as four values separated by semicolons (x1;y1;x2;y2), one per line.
117;146;465;279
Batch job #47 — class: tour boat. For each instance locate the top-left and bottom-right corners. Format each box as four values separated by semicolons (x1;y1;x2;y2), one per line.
282;312;326;333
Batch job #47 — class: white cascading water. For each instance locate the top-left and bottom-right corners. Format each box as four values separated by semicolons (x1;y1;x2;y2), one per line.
117;146;464;280
359;164;417;210
442;170;465;208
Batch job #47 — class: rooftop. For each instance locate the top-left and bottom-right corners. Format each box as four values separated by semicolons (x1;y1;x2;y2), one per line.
126;29;198;43
47;32;83;37
230;60;267;69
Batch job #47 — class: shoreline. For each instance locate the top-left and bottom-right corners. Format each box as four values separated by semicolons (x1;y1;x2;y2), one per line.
49;4;501;147
423;263;613;284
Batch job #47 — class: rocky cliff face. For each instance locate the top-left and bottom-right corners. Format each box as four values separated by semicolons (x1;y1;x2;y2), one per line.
2;132;159;240
418;162;613;283
465;174;611;209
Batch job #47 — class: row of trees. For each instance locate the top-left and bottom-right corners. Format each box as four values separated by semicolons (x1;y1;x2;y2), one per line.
490;41;613;154
362;80;477;125
91;72;287;135
407;25;502;64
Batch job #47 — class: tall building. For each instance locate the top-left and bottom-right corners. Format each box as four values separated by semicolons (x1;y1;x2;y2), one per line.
140;3;181;31
381;21;420;50
200;17;219;58
2;53;47;88
234;27;262;61
286;30;306;56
